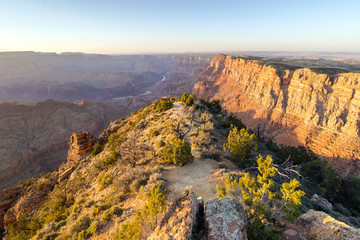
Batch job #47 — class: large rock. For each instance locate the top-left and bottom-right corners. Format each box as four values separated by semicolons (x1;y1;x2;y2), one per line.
194;54;360;175
205;197;247;240
296;210;360;239
67;131;94;165
148;191;200;240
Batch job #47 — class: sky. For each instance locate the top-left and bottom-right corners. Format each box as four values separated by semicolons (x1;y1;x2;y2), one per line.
1;0;360;54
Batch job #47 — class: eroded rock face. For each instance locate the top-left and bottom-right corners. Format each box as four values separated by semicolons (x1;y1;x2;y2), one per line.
205;197;247;240
194;54;360;175
296;210;360;239
0;187;22;232
67;132;94;165
148;191;200;240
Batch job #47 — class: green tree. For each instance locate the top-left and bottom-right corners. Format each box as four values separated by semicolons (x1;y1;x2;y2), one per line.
224;127;258;167
162;136;194;166
218;155;305;240
141;186;168;230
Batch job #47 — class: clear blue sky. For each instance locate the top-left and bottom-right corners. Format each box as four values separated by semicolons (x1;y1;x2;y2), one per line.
1;0;359;54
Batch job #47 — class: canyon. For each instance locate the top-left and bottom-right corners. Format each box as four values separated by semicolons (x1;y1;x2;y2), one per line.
194;54;360;175
0;52;210;190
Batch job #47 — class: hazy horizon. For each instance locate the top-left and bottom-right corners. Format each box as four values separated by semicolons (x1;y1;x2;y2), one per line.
1;0;360;54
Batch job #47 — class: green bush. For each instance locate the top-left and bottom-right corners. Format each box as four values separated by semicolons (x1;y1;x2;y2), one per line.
334;203;351;217
224;127;258;167
100;206;122;222
113;220;141;240
70;215;90;235
91;144;104;156
104;151;119;167
180;92;196;106
200;99;222;113
148;128;160;138
162;137;194;166
155;98;173;112
97;173;114;190
87;220;100;236
7;216;42;240
334;175;360;213
130;178;147;193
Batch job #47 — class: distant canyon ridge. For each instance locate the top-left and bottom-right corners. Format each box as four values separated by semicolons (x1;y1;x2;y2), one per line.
1;52;360;189
194;54;360;176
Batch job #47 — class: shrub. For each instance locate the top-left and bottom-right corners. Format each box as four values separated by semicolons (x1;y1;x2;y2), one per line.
200;99;222;113
97;173;113;190
334;203;351;217
87;220;100;236
224;127;258;167
148;128;160;138
100;206;122;222
334;175;360;213
113;220;142;240
70;215;90;235
104;151;119;167
130;178;147;193
91;144;104;156
155;98;173;112
162;137;194;166
180;92;196;106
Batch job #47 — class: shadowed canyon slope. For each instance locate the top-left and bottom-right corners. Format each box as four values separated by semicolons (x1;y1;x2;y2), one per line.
0;100;127;190
194;54;360;174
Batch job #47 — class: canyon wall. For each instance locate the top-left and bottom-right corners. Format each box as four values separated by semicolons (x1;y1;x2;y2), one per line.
194;54;360;175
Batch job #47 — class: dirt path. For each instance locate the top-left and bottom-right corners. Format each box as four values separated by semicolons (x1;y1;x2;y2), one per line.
163;102;237;202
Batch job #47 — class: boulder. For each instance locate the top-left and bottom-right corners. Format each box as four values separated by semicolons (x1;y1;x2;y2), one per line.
148;191;200;240
311;194;333;210
205;197;247;240
296;210;360;239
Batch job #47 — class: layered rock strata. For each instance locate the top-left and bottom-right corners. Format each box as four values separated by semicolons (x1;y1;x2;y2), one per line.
66;132;94;165
194;54;360;174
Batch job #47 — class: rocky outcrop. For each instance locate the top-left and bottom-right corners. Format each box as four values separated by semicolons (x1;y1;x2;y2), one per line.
67;132;94;165
194;54;360;175
0;187;22;233
148;191;200;240
205;197;247;240
296;210;360;239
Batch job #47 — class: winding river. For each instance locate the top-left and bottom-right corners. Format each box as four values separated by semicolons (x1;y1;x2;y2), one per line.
109;75;166;102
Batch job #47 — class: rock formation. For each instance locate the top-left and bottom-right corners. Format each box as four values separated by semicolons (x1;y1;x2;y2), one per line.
205;197;247;240
67;132;94;165
296;210;360;239
148;191;200;240
149;191;248;240
194;54;360;175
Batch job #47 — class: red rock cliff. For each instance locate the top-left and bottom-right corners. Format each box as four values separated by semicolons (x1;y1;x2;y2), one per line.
194;54;360;175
